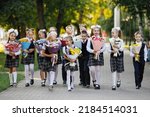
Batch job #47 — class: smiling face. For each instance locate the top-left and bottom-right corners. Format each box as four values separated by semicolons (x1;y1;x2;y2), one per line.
93;27;100;36
9;32;16;41
111;29;118;38
38;31;46;39
135;33;142;42
66;26;73;35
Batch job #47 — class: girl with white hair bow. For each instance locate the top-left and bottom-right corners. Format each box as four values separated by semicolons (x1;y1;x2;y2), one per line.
4;28;21;87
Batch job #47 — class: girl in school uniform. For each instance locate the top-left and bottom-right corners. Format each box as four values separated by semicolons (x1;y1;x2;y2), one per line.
21;29;35;87
62;36;81;91
86;25;106;89
108;27;124;90
130;31;147;89
42;31;61;91
4;28;21;87
36;29;47;86
61;25;75;85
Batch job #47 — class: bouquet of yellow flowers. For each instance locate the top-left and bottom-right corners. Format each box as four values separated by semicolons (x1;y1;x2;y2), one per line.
131;43;141;62
66;47;81;66
0;43;4;53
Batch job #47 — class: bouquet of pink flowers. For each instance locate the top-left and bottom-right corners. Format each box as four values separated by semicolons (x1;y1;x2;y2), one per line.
46;40;61;66
92;36;104;59
5;41;21;58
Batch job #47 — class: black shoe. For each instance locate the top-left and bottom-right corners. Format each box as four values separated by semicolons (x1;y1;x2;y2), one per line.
136;85;140;89
139;84;141;88
112;85;116;90
41;82;45;87
63;81;66;85
92;80;96;87
117;81;121;88
79;82;83;86
44;79;46;83
30;79;34;85
95;84;100;89
53;81;57;85
86;85;90;88
10;84;13;87
25;83;30;87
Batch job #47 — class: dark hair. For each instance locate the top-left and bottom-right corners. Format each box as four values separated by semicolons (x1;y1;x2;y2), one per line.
39;29;47;38
81;30;89;37
7;32;16;43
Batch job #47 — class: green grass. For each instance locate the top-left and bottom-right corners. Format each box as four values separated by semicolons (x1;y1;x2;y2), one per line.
0;53;38;72
0;73;24;92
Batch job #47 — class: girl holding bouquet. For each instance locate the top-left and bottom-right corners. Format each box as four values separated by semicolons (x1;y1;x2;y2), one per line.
21;28;35;87
130;31;147;89
36;29;47;86
42;31;61;91
108;27;124;90
62;36;81;91
86;25;106;89
4;28;21;87
61;25;75;85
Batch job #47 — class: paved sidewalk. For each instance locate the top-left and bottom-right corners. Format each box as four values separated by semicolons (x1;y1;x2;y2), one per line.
0;50;150;100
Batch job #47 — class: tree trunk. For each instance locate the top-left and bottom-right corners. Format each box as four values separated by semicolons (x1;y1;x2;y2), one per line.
36;0;45;29
18;25;26;39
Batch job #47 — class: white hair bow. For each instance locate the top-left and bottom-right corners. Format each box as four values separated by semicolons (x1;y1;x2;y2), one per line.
8;28;18;36
91;25;101;29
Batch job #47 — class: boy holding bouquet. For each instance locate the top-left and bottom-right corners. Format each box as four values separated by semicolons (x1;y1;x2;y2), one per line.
130;31;147;89
4;28;21;87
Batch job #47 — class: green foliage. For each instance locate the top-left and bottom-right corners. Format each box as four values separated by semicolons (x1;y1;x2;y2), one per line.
0;73;24;92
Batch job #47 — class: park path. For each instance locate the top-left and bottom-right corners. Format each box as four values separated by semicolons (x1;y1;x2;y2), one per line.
0;49;150;100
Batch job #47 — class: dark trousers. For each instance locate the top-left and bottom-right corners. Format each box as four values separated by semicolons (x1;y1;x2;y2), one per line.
79;57;90;86
62;59;67;82
133;60;145;87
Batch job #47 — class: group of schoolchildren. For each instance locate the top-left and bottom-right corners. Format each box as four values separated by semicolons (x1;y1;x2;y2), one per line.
4;24;148;91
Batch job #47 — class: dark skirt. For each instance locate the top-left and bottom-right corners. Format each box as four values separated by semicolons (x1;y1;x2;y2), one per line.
110;56;124;73
21;53;34;65
5;55;19;68
88;53;104;66
37;54;45;70
64;61;78;72
41;57;56;72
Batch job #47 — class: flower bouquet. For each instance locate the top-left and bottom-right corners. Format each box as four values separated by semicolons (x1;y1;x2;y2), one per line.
66;47;81;66
0;43;4;53
92;36;104;59
19;38;31;58
46;41;61;66
34;39;46;53
109;38;121;57
5;41;21;59
131;43;141;62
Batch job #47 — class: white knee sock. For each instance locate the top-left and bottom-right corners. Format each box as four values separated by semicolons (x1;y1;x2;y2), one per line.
89;66;96;81
112;71;117;86
71;71;75;89
12;72;17;83
48;71;55;86
29;64;34;79
95;66;101;85
25;65;29;83
67;70;71;90
117;72;121;81
9;73;13;85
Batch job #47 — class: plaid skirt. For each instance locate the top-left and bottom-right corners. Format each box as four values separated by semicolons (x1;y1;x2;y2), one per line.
21;53;34;65
88;53;104;66
110;56;124;73
41;57;56;72
37;55;45;70
64;62;78;72
5;55;19;68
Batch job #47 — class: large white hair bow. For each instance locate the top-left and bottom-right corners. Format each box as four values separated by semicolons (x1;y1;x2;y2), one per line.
8;28;18;36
